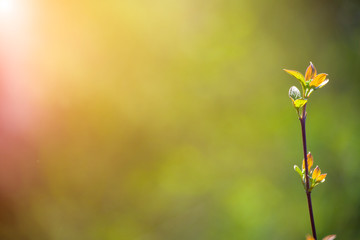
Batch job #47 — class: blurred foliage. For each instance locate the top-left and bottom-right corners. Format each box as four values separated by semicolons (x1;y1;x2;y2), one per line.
0;0;359;239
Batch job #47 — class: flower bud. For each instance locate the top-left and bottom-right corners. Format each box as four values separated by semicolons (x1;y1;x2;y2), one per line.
289;86;301;101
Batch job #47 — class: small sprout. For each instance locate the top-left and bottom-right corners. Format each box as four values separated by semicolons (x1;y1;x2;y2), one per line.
294;152;327;192
310;165;327;191
305;62;329;91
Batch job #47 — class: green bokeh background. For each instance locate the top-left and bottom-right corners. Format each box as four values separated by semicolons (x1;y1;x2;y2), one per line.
1;0;360;239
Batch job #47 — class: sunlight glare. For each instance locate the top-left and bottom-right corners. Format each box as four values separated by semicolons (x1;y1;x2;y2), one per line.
0;0;15;18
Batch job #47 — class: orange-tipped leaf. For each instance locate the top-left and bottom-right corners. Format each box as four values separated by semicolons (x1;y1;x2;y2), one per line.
302;153;313;171
307;153;313;170
312;166;321;179
310;73;328;87
317;173;327;183
305;62;317;81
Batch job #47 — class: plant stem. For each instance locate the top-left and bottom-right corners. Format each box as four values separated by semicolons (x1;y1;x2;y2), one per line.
300;104;317;240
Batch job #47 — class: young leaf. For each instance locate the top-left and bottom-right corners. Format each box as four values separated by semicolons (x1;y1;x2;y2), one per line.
307;153;313;171
312;166;321;180
310;73;328;88
316;173;327;183
294;165;303;178
293;99;307;108
283;69;306;86
305;62;317;81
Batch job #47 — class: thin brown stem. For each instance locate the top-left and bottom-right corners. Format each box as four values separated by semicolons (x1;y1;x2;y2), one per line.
300;104;317;240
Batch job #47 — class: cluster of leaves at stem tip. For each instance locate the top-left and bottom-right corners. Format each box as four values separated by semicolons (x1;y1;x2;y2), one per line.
284;62;329;119
294;152;327;192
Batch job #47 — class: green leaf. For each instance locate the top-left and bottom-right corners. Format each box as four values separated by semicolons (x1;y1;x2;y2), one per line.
289;86;301;101
293;99;307;108
283;69;306;87
294;165;303;178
